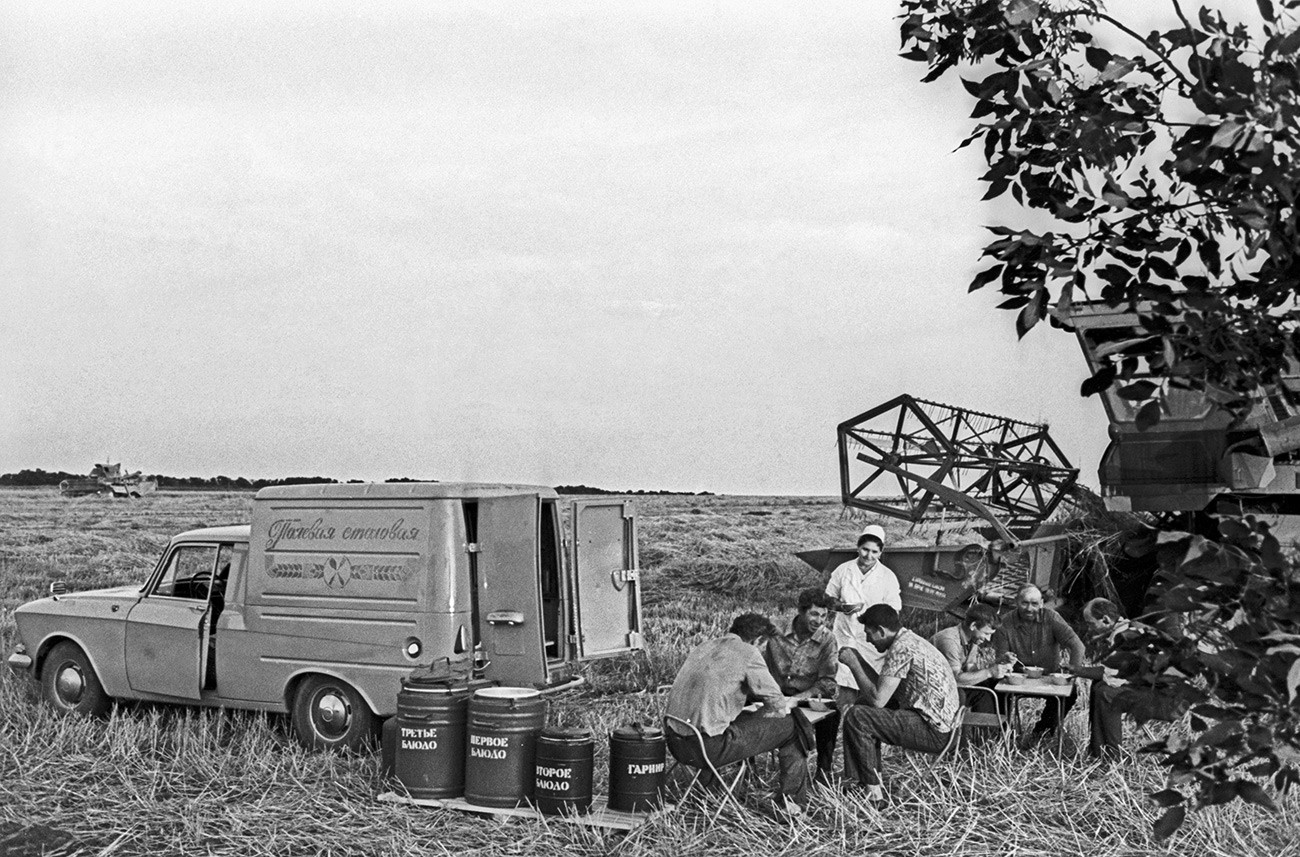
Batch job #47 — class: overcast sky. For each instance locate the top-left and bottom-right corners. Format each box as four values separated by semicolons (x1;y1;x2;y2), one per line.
3;0;1238;495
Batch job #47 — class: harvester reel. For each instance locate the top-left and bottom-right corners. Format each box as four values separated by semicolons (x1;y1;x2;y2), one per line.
837;394;1078;542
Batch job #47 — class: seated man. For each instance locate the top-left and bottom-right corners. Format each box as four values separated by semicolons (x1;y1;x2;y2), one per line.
992;584;1084;738
665;613;809;816
764;587;840;784
841;604;959;805
929;603;1009;713
1079;597;1184;760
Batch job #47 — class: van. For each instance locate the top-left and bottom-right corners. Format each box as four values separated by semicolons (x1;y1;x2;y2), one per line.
7;483;643;750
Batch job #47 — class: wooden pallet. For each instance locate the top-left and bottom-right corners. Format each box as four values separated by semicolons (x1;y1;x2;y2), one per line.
377;792;666;831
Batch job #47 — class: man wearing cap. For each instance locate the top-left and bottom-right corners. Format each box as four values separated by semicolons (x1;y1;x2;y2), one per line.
825;524;901;704
665;613;809;816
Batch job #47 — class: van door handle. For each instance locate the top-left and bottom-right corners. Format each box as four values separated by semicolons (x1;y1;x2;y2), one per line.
486;611;525;626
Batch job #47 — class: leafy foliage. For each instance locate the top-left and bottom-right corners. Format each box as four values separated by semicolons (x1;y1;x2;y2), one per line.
899;0;1300;837
1103;516;1300;835
900;0;1300;421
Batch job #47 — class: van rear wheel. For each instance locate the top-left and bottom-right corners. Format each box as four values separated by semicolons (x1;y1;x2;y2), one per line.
291;675;375;752
40;641;111;718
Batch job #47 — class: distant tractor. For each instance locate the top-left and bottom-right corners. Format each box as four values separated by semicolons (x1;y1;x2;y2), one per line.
59;463;157;499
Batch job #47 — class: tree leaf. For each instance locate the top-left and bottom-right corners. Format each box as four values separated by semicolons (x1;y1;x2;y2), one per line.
1150;788;1185;807
1278;28;1300;56
1135;399;1162;431
969;264;1003;292
1238;781;1279;810
1117;380;1158;400
1153;805;1186;840
1288;658;1300;704
1081;365;1117;396
1016;288;1047;338
1257;0;1275;24
1210;120;1246;149
1086;46;1112;71
1004;0;1041;26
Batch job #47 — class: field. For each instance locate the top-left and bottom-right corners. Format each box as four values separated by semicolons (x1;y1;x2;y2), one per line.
1;488;1296;857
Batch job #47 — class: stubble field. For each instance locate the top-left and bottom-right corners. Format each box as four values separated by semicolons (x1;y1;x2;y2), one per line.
0;488;1296;856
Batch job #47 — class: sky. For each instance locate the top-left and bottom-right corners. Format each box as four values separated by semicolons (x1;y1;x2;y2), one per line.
1;0;1239;495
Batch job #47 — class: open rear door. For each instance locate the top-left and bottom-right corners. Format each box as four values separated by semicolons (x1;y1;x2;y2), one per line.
477;494;547;687
570;499;642;659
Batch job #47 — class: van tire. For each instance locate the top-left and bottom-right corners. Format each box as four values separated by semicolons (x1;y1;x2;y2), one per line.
291;675;375;752
40;641;111;718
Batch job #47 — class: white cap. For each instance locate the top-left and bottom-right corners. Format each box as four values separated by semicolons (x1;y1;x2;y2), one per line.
859;524;886;546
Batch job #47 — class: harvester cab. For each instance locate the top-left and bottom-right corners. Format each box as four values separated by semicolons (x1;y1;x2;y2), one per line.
1070;300;1300;519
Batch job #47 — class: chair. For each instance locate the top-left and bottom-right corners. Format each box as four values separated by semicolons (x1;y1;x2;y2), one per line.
930;685;1008;767
662;714;750;821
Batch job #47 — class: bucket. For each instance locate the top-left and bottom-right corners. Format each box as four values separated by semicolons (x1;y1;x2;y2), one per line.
393;680;472;800
533;727;594;816
608;723;666;812
463;687;547;808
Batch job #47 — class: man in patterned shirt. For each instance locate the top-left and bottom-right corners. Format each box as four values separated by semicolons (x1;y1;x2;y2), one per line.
841;604;959;804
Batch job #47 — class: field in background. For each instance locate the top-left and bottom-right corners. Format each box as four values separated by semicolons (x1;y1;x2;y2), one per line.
1;488;1296;857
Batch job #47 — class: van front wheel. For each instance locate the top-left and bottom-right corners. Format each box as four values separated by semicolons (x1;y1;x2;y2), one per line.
291;675;375;752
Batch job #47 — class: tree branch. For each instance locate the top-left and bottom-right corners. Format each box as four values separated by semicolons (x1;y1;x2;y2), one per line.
1170;0;1203;66
1092;12;1196;91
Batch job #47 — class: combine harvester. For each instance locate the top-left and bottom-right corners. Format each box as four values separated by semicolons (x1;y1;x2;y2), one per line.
798;394;1079;613
59;462;157;498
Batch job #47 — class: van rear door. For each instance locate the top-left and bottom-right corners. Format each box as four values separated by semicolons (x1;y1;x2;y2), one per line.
570;499;643;659
476;494;546;687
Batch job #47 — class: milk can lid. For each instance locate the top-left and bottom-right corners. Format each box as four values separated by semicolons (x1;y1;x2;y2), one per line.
474;686;542;699
612;723;664;740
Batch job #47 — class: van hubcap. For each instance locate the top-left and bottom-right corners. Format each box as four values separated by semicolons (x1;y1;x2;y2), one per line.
314;691;351;739
56;663;85;703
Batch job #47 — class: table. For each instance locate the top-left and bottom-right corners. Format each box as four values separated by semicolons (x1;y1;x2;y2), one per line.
993;676;1076;752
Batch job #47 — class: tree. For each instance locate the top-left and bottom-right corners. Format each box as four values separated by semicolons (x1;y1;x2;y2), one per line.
898;0;1300;836
1106;516;1299;836
900;0;1300;425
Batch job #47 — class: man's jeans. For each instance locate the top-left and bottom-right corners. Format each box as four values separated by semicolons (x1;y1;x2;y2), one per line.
842;706;949;787
666;712;809;807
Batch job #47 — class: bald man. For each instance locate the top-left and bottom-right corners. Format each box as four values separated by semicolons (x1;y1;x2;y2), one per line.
991;585;1084;739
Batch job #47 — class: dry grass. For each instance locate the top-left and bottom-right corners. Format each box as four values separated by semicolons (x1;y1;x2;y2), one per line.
1;488;1296;856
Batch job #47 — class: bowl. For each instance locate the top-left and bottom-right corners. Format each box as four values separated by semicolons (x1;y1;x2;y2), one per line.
1023;666;1045;679
1003;673;1026;686
1048;673;1072;686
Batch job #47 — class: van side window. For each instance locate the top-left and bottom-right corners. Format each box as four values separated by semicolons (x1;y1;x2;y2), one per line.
153;546;218;600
